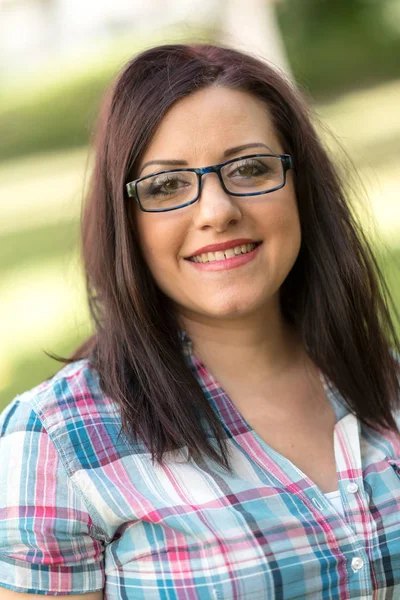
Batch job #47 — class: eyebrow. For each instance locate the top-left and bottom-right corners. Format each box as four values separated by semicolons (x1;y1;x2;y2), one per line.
138;142;274;175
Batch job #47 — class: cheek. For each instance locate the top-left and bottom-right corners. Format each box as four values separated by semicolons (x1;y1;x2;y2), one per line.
264;185;301;239
264;194;302;272
135;211;187;276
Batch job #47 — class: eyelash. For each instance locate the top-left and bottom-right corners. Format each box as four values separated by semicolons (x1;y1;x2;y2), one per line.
228;159;266;174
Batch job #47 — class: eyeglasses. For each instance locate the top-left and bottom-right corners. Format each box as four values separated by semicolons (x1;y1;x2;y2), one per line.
125;153;294;213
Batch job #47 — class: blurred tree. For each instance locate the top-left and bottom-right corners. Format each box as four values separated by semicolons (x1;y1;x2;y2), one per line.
277;0;400;96
219;0;292;76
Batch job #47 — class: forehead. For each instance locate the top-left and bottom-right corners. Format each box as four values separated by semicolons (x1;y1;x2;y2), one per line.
139;87;282;168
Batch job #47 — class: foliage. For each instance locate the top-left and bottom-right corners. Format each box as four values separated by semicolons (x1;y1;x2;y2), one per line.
0;27;209;162
0;68;111;163
278;0;400;97
0;5;400;161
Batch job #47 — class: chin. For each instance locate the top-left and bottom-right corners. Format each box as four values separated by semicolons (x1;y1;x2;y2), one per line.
197;296;263;320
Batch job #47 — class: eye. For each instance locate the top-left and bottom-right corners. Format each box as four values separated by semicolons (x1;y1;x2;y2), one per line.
229;159;268;178
159;178;180;192
150;175;190;196
237;164;259;177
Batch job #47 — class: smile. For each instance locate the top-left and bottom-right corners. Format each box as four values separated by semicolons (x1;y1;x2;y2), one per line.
189;242;260;263
186;242;262;272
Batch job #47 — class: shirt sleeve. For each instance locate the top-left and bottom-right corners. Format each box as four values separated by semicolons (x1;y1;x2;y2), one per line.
0;395;105;595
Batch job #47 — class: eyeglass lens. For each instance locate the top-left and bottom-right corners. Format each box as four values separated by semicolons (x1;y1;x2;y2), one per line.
136;155;284;211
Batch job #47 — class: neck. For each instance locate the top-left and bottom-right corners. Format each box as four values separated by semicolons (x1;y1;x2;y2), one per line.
180;300;304;383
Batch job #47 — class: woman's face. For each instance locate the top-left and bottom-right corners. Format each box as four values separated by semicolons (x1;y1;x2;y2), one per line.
134;86;301;324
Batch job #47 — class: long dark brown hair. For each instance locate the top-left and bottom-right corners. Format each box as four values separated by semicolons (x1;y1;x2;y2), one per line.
66;43;400;473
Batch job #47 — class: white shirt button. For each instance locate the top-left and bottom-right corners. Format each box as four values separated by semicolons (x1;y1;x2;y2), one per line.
351;557;364;572
347;482;359;493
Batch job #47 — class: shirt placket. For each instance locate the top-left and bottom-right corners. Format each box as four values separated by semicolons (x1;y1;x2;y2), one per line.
330;413;374;593
185;342;376;597
237;407;374;598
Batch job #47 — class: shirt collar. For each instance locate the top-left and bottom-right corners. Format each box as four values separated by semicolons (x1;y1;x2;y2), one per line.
180;329;351;423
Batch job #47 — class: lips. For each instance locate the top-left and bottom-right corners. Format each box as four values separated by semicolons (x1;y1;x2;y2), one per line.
186;241;262;271
190;242;260;263
186;238;261;261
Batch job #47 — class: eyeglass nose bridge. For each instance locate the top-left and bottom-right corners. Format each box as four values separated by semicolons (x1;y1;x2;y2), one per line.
196;164;226;195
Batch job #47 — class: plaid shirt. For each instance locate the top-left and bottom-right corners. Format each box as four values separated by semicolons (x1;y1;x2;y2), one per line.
1;338;400;599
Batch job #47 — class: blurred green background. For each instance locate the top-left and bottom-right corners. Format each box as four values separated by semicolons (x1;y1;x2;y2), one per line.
0;0;399;411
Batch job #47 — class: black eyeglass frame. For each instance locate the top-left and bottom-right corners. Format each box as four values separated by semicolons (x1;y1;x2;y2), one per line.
125;153;294;213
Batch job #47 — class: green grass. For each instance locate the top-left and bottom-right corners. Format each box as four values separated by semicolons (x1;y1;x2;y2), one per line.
0;79;399;412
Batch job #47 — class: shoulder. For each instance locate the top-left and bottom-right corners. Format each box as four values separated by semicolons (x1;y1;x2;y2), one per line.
2;359;113;433
28;358;117;426
0;361;108;595
1;359;126;474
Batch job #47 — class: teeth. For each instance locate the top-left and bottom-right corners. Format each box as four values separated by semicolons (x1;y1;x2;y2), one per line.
225;248;235;258
191;243;257;263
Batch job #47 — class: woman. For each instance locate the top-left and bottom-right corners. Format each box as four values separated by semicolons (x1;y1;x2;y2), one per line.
0;43;399;600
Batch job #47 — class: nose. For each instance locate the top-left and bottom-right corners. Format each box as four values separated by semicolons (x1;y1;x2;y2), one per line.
192;172;242;231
